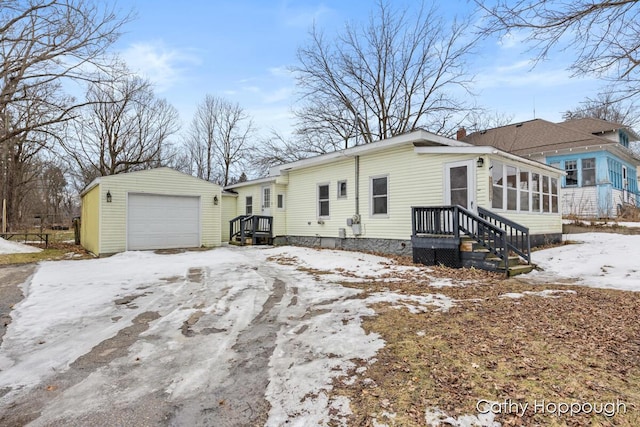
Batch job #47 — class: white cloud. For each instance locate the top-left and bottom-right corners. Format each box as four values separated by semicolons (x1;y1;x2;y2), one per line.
269;66;292;77
279;2;332;28
120;41;201;92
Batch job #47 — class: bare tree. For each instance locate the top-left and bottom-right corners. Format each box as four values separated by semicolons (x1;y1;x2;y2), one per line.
476;1;640;96
0;0;131;229
292;0;475;146
563;91;640;128
462;109;515;134
66;69;180;186
185;95;254;186
0;0;132;146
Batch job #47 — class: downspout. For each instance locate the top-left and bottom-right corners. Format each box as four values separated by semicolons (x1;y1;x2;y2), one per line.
355;155;360;217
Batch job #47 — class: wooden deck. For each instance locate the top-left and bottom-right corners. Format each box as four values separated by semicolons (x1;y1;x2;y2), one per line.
411;206;533;277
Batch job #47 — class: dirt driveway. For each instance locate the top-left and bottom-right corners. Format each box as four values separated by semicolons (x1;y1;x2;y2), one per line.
0;246;436;426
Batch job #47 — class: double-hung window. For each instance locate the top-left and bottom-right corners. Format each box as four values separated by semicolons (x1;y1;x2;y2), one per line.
565;160;578;186
318;184;330;217
581;158;595;186
245;196;253;215
371;176;388;215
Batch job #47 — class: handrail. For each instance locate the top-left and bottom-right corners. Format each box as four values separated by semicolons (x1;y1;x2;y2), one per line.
477;206;531;264
412;205;508;265
229;215;273;245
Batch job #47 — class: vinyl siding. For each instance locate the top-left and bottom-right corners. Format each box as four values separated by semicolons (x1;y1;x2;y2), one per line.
273;183;287;236
286;158;356;237
286;145;488;240
221;193;238;242
80;185;100;255
358;146;481;239
95;168;221;255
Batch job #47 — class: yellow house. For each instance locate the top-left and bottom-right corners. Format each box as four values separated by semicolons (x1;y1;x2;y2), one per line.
80;167;222;256
223;130;564;272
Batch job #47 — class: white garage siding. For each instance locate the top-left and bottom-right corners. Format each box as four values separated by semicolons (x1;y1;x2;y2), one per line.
83;168;221;255
127;194;200;250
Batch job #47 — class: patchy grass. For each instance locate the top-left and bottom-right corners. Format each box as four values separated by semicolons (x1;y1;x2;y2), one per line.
331;277;640;426
0;243;91;265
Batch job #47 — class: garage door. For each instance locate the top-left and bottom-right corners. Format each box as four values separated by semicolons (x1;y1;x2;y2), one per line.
127;194;200;250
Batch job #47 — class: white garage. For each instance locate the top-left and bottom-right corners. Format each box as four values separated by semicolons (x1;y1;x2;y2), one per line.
127;194;200;250
81;168;222;256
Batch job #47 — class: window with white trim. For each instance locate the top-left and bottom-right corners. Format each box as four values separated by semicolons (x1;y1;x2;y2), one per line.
519;171;530;211
491;161;504;209
551;178;558;213
582;158;596;186
565;160;578;186
506;165;517;210
337;180;347;198
277;194;284;209
542;176;551;213
490;159;558;214
318;184;329;217
532;173;541;212
371;176;388;215
245;196;253;215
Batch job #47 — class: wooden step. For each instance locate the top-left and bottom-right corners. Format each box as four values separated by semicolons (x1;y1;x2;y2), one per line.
486;255;520;268
505;264;535;277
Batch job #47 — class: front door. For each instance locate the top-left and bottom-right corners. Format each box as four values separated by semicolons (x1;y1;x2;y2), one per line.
445;160;476;211
261;185;271;216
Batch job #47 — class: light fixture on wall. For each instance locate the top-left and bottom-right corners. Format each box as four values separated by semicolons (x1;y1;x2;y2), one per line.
477;157;484;168
213;195;219;205
106;190;112;203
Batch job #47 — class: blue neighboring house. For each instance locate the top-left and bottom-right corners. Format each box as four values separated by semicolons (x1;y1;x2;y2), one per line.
461;118;640;218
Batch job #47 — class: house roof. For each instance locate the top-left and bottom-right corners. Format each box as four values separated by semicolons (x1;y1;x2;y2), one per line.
463;118;640;159
268;129;470;176
224;175;277;190
559;117;640;140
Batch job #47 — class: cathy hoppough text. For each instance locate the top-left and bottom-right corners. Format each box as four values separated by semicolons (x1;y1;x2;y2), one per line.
476;399;627;418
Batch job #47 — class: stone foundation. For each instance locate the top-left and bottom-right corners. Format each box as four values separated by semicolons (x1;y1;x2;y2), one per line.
273;235;413;257
272;233;561;257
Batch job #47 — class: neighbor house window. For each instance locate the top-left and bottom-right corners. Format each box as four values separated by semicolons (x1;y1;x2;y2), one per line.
620;130;629;148
337;180;347;198
245;196;253;215
277;194;284;209
582;158;595;186
491;161;504;209
318;184;329;217
371;176;388;215
565;160;578;186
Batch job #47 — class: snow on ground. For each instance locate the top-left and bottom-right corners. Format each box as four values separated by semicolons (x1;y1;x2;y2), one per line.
562;218;640;228
0;245;457;426
526;233;640;291
0;237;42;254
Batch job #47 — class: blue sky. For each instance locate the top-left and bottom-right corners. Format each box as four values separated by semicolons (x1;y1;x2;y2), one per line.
114;0;601;137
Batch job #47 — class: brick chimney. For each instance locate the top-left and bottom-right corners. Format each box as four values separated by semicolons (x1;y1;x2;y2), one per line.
456;127;466;140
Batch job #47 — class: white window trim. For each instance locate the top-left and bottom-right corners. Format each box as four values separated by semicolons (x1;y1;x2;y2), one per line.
245;196;253;215
370;174;389;218
277;193;285;210
337;180;347;199
317;182;330;219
